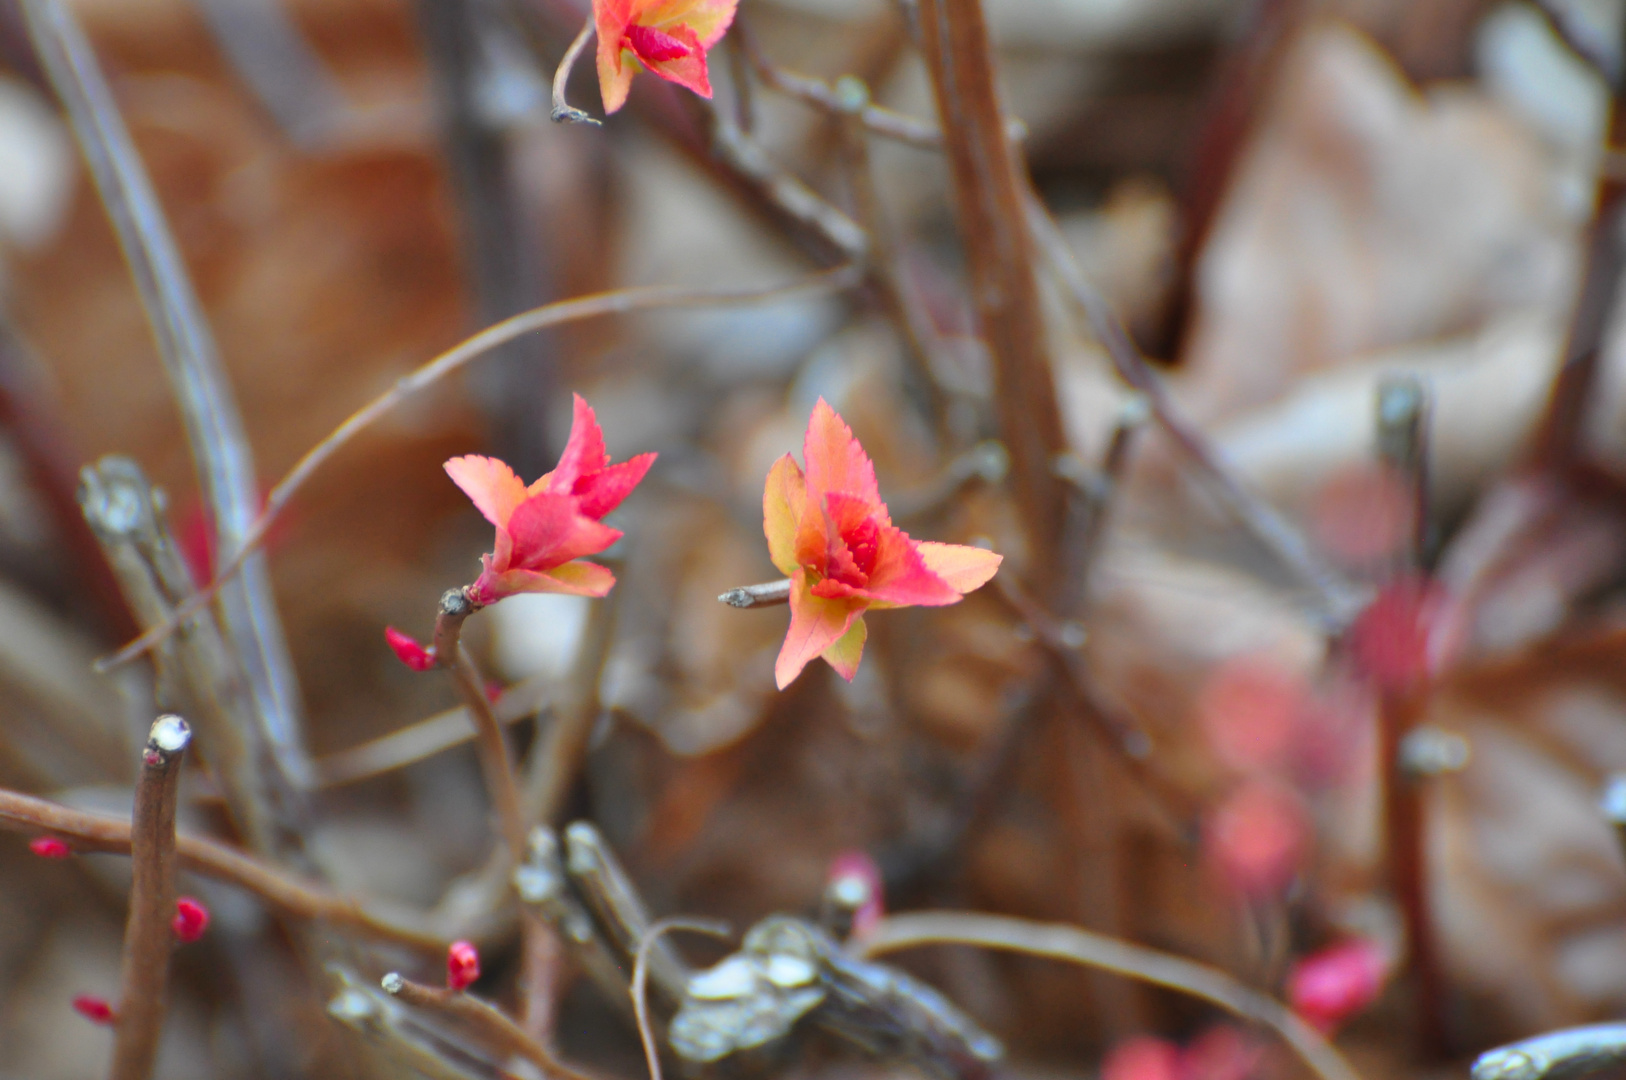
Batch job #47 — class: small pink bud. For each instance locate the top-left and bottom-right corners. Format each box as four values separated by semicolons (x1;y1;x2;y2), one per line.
72;994;117;1025
1348;576;1443;695
385;626;436;672
1206;781;1308;898
172;896;210;942
447;940;480;991
29;836;72;859
484;681;504;703
1197;657;1306;775
1288;938;1389;1033
826;850;885;938
1102;1036;1181;1080
1180;1025;1262;1080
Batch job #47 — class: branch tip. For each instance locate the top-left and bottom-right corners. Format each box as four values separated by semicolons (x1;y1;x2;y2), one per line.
719;579;792;608
552;17;602;127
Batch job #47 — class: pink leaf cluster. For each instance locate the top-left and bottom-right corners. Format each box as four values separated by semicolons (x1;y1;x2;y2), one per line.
446;395;655;606
1102;1027;1261;1080
1204;779;1308;898
1287;938;1390;1033
447;940;481;992
764;400;1002;688
1347;574;1447;694
595;0;739;114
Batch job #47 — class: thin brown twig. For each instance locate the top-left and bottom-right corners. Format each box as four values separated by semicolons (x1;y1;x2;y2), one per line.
0;787;445;950
633;918;732;1080
551;16;600;125
110;715;190;1080
524;594;618;825
96;265;862;673
433;590;528;863
1024;190;1364;625
916;0;1067;582
718;580;792;608
80;457;309;864
311;675;549;789
735;20;944;150
564;822;692;1003
21;0;308;785
379;972;595;1080
707;110;869;260
857;911;1362;1080
432;590;566;1042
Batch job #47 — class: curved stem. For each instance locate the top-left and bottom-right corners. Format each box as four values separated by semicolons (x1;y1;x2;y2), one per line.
551;17;601;125
857;911;1362;1080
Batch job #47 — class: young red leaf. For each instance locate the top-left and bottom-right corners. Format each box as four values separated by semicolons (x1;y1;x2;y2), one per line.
445;395;653;606
384;626;436;672
594;0;740;114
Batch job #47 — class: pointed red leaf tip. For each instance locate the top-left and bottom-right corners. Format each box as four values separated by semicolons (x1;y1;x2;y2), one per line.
594;0;740;114
1288;938;1389;1034
172;896;210;943
1348;574;1445;695
826;850;885;939
1205;780;1308;898
72;994;117;1026
765;399;1002;689
447;940;481;991
384;626;436;672
445;395;653;607
29;836;72;859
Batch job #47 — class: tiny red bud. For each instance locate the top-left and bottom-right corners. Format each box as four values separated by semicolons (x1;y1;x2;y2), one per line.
172;896;211;943
72;994;117;1025
1102;1036;1181;1080
29;836;72;859
1181;1025;1263;1080
447;940;480;991
384;626;436;672
1288;938;1389;1033
1206;781;1308;898
1348;576;1443;694
484;680;504;703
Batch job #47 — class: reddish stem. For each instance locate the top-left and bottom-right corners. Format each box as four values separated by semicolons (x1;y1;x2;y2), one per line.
915;0;1067;580
110;716;190;1080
